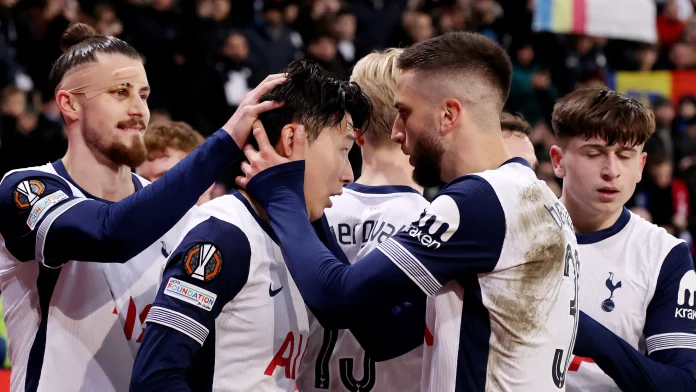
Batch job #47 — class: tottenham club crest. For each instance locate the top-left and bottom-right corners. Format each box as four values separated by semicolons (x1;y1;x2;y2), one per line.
14;180;46;209
184;243;223;281
601;272;622;312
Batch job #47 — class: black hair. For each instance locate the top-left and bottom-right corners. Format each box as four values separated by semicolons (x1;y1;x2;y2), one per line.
253;60;372;149
48;23;145;93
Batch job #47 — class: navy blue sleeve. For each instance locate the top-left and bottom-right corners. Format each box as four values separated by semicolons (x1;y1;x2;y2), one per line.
311;215;350;265
645;243;696;356
376;176;505;296
131;216;251;391
0;130;240;268
130;324;197;392
0;171;76;263
574;310;696;391
247;162;423;312
311;214;426;360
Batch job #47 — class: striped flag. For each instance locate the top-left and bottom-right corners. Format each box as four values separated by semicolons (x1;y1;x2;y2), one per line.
606;71;696;105
533;0;657;43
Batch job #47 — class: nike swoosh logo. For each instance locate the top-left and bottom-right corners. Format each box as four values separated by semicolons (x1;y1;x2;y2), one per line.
269;283;283;297
161;241;170;258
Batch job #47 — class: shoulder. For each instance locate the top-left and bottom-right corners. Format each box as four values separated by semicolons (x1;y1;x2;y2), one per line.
417;175;506;247
168;215;252;281
0;168;80;260
626;211;685;268
628;211;683;247
0;169;76;231
178;205;251;252
437;174;504;220
0;168;74;201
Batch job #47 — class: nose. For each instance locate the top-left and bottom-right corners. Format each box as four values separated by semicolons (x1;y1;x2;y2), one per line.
341;157;354;185
391;117;405;145
600;154;621;180
127;93;148;119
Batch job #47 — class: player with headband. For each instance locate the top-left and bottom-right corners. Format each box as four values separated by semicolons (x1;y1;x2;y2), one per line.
0;23;284;392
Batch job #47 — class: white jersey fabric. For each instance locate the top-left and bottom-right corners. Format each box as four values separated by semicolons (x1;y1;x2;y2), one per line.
143;191;310;391
375;158;580;391
567;208;696;391
297;183;429;392
0;161;191;392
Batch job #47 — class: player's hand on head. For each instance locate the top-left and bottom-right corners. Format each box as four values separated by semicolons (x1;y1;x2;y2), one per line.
235;124;306;189
222;73;287;149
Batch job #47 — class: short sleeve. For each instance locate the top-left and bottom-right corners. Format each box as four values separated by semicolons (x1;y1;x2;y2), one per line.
376;176;506;296
0;170;80;262
145;216;251;346
645;242;696;356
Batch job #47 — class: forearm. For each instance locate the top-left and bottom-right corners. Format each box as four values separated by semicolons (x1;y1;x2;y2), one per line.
575;311;696;391
130;324;197;392
249;163;422;321
44;130;239;264
349;297;426;361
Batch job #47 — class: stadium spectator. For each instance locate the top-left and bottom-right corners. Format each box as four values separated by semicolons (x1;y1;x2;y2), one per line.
136;121;215;206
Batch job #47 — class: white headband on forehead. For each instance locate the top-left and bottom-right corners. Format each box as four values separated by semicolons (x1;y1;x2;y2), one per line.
56;60;148;99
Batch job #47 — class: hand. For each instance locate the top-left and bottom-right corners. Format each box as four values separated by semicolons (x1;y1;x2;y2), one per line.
222;74;286;149
235;122;306;189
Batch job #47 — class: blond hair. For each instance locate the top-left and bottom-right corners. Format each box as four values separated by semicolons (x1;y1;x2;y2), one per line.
350;48;403;143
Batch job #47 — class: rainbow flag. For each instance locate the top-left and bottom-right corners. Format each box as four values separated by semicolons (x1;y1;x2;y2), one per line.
534;0;657;44
607;71;696;106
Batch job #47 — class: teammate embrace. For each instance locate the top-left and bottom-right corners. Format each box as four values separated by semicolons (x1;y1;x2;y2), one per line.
1;20;694;392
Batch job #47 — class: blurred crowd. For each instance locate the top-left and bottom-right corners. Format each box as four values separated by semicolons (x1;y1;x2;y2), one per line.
2;0;696;247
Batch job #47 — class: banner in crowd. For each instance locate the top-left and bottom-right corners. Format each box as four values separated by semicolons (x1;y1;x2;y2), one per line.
606;71;696;105
533;0;657;43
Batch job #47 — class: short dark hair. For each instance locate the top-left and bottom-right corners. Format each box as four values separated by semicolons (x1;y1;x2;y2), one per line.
552;87;655;147
396;32;513;109
500;112;532;136
255;60;372;149
48;23;145;93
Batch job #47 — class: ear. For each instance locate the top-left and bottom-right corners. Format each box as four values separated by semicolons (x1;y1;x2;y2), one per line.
637;151;647;182
276;123;296;158
550;145;566;179
440;98;463;136
55;91;80;122
354;129;365;147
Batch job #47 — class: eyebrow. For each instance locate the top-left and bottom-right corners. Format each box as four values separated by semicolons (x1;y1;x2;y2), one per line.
120;82;151;93
344;126;357;140
582;143;638;152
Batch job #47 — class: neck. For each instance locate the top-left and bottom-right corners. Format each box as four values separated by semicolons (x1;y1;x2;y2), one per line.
356;144;423;193
443;125;512;182
238;189;270;223
62;134;135;202
560;192;623;233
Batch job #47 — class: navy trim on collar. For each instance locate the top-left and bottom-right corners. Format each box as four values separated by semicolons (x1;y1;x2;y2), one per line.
344;183;421;195
51;159;144;204
576;207;631;245
229;190;280;244
499;157;532;169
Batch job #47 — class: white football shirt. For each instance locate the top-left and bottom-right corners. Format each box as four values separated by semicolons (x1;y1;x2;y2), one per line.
297;183;429;392
567;208;696;391
0;161;191;392
376;158;580;391
142;191;310;391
